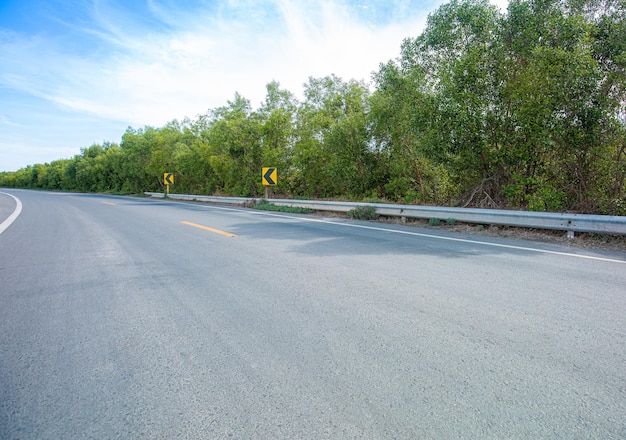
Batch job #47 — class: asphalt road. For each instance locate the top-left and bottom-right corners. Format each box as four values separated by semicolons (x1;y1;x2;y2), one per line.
1;189;625;439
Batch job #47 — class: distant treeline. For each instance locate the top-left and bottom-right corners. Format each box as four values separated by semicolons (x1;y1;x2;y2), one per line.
2;0;624;215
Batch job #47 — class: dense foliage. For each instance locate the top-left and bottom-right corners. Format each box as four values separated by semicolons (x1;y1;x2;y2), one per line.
2;0;624;214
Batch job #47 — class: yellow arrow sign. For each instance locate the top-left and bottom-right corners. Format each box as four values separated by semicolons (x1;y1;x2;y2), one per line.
262;167;277;186
164;173;174;185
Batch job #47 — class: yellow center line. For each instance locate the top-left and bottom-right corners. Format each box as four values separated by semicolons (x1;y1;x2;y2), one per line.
181;221;238;237
102;202;116;206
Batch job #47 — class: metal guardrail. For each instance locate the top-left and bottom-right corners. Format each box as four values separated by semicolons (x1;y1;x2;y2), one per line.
145;192;626;235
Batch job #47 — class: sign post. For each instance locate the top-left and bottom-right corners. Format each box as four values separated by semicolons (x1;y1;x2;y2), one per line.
262;167;277;199
164;173;174;197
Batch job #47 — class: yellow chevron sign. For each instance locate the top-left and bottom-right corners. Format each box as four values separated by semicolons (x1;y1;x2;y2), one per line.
262;167;277;186
164;173;174;185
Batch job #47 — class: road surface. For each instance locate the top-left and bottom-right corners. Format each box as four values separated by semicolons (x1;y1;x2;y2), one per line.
1;189;625;439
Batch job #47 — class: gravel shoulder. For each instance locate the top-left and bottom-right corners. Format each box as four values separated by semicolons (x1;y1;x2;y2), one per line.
381;217;626;253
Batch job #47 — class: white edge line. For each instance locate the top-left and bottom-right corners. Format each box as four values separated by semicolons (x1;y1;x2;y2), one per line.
146;197;626;264
0;192;23;235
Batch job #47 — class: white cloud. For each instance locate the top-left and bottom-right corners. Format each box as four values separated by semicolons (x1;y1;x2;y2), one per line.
2;0;432;129
0;141;78;170
0;115;26;128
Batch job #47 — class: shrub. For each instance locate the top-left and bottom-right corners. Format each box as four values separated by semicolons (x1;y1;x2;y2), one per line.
429;218;441;226
347;206;379;220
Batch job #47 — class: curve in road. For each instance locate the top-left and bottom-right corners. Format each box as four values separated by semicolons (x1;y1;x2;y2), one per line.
0;192;22;235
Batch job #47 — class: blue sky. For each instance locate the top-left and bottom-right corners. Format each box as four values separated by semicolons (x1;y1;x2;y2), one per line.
0;0;506;172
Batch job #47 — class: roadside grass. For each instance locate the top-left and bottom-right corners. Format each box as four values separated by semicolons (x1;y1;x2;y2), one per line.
252;200;313;214
347;206;379;221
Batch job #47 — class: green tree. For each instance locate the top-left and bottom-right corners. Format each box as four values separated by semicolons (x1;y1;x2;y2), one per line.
413;0;505;205
257;81;299;195
119;127;158;192
204;93;263;196
294;75;373;198
502;0;626;212
370;59;458;204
